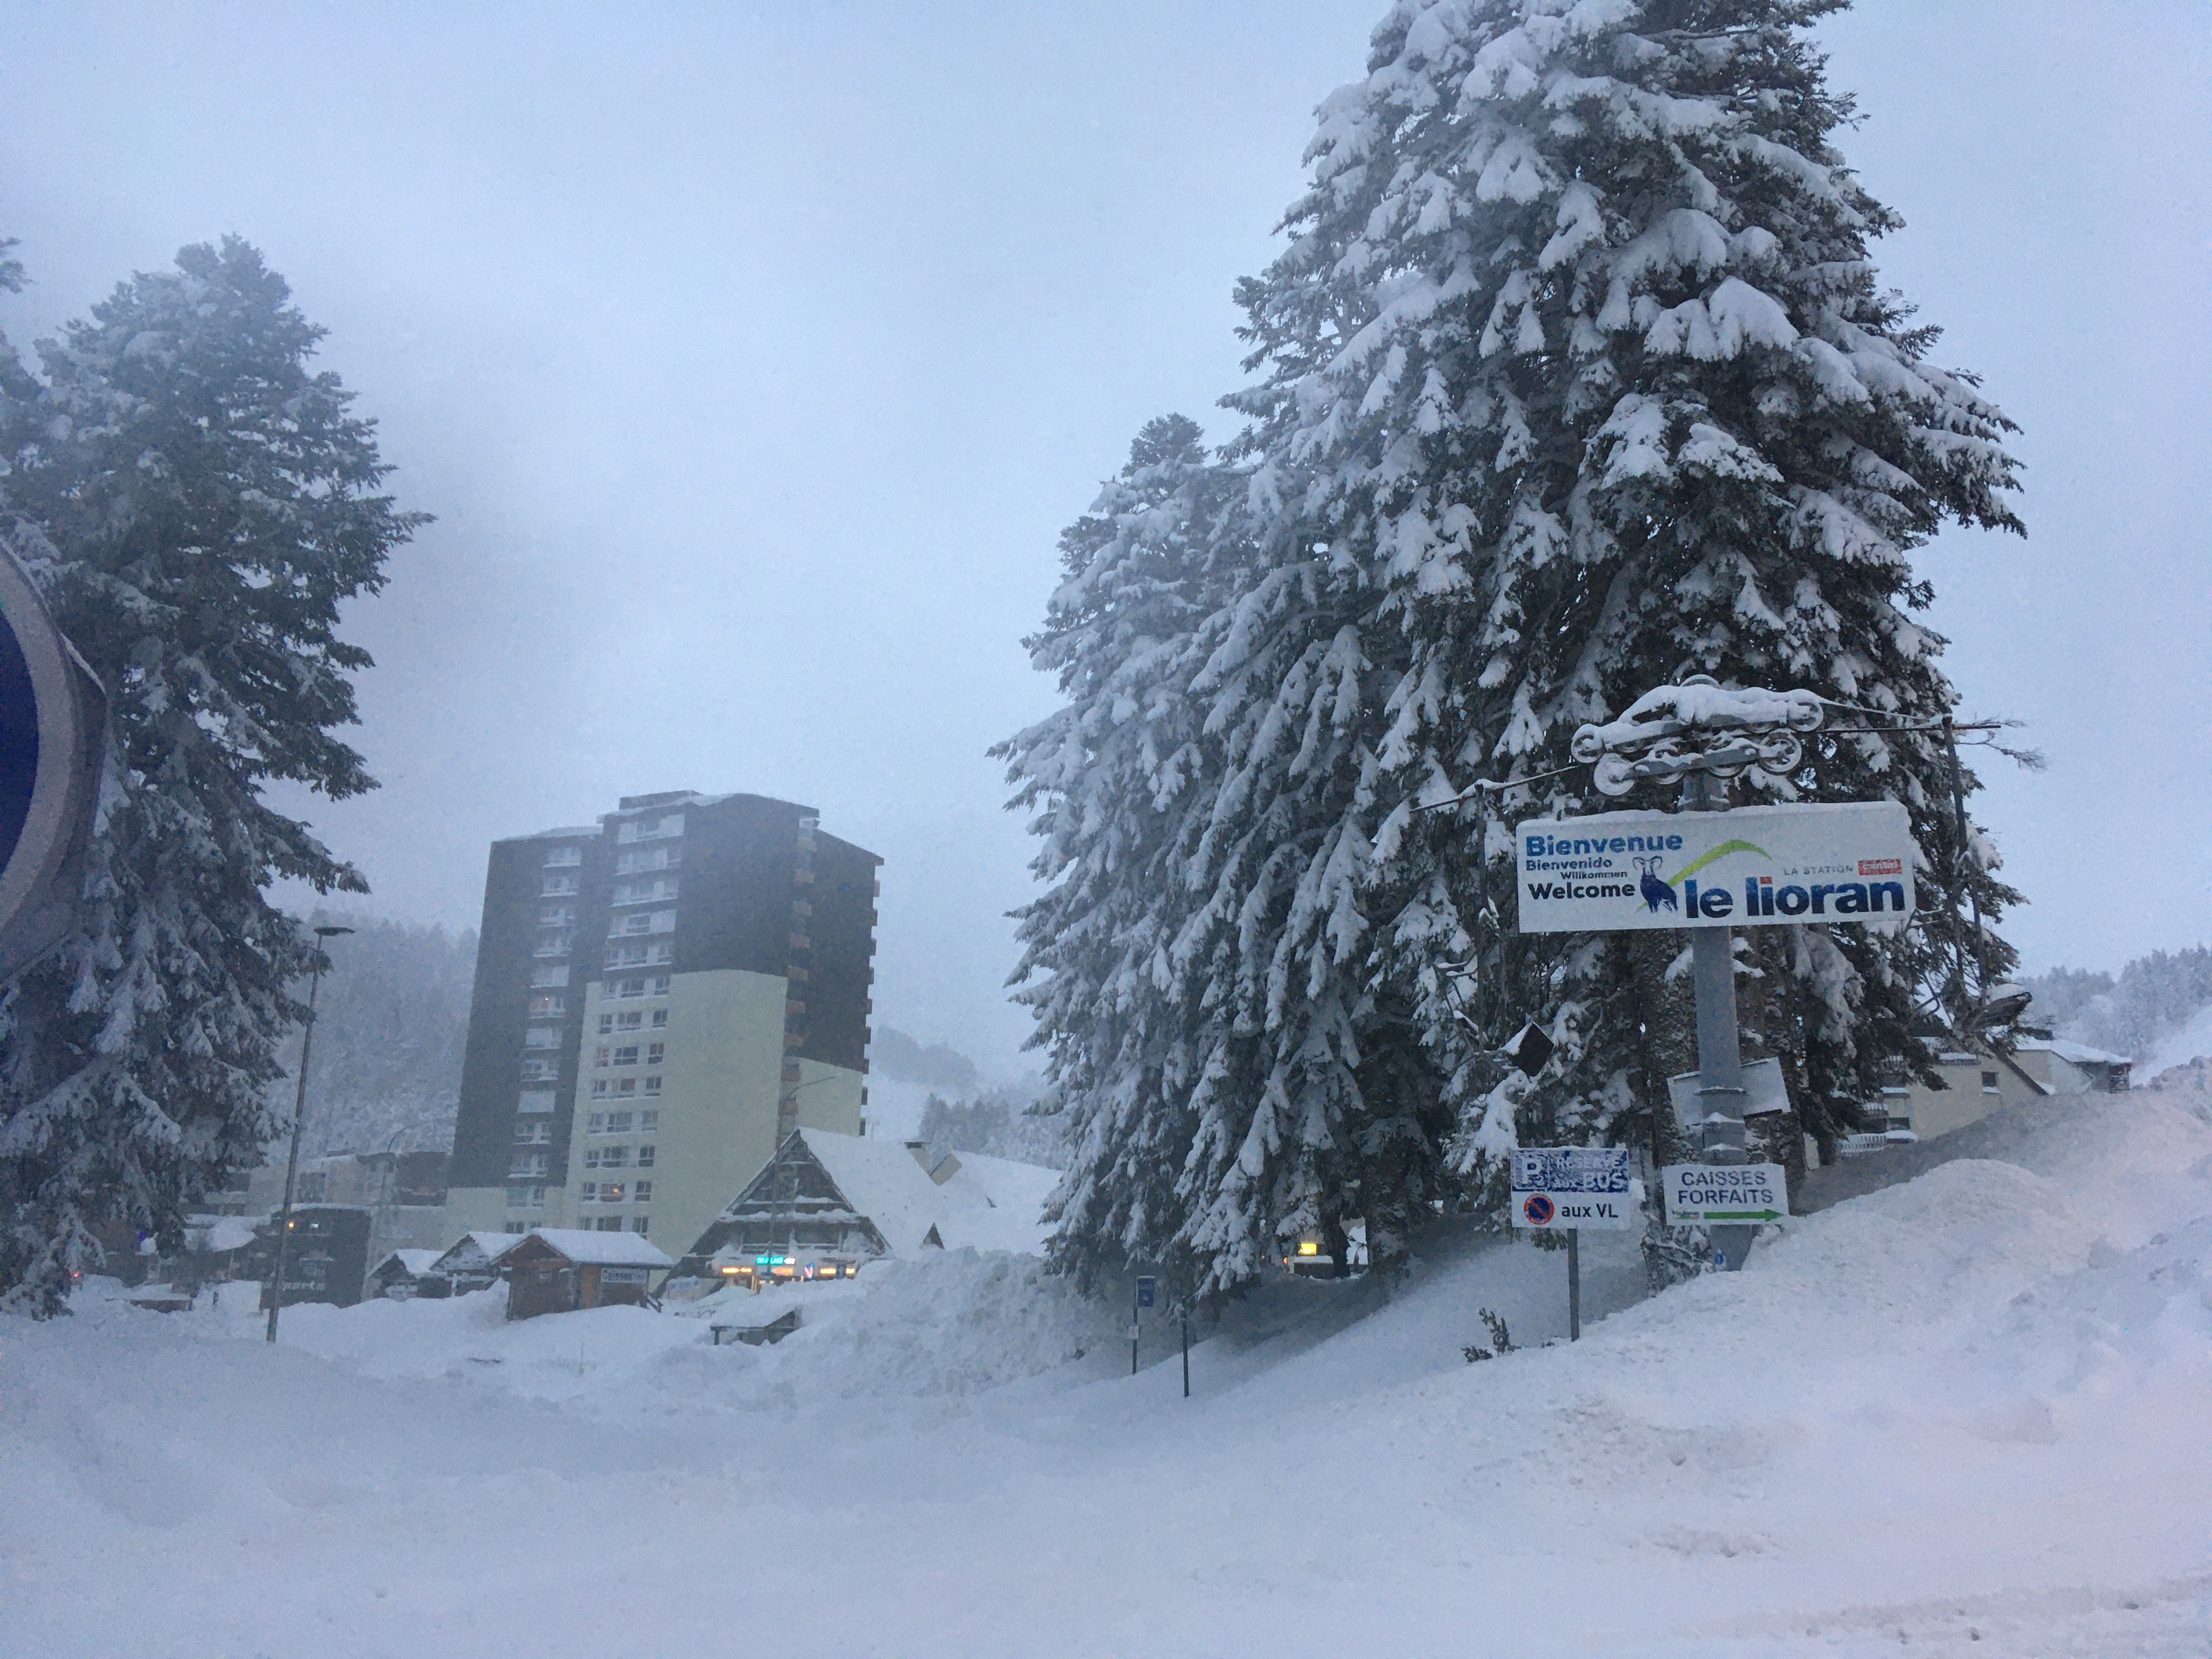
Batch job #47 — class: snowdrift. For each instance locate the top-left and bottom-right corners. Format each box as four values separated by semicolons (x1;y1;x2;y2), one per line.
4;1076;2209;1658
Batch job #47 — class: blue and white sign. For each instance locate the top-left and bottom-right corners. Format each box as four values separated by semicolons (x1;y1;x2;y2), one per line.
0;547;104;982
1136;1275;1155;1308
1510;1147;1637;1231
1514;802;1916;934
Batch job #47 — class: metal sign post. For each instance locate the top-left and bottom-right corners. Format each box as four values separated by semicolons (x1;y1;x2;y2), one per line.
1511;1147;1633;1339
1131;1274;1155;1376
1504;678;1914;1272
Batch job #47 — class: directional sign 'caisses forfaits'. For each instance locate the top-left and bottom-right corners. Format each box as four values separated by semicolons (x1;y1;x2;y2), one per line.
1662;1163;1790;1226
1514;802;1916;935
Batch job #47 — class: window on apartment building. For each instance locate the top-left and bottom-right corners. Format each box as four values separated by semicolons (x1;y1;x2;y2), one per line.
543;845;582;867
642;1075;662;1097
590;1080;608;1099
521;1060;558;1084
518;1090;555;1114
630;1217;650;1234
505;1185;545;1210
650;1008;668;1029
510;1153;549;1179
578;1182;596;1203
646;1042;665;1065
529;996;565;1019
584;1147;629;1171
597;1217;625;1232
539;904;575;927
635;1145;655;1168
524;1027;560;1049
531;965;570;989
541;873;579;897
612;1045;640;1067
598;1183;625;1204
1981;1070;2000;1091
614;1077;637;1098
514;1121;551;1145
637;1110;659;1132
611;912;653;938
535;931;572;957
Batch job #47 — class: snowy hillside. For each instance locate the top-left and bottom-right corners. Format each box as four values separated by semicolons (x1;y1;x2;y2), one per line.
5;1075;2210;1657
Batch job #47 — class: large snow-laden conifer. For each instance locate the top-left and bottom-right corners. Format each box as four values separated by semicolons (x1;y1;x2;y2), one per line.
1008;0;2025;1298
1228;0;2025;1181
996;417;1264;1292
0;239;423;1311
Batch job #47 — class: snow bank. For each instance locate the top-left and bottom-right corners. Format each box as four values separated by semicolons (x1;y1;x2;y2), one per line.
5;1079;2210;1658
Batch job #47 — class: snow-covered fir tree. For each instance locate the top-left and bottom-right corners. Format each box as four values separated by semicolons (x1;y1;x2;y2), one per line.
0;238;424;1311
1006;0;2024;1296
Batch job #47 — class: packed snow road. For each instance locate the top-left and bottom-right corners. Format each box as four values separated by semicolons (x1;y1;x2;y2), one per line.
5;1074;2210;1658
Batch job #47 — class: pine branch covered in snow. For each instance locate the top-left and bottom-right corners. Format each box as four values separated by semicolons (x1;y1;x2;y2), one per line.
0;238;425;1313
1006;0;2025;1297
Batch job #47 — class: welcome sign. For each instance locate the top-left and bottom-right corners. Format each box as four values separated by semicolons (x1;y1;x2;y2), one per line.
1515;802;1916;934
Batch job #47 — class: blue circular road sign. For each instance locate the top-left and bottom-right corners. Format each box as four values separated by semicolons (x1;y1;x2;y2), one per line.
0;548;105;981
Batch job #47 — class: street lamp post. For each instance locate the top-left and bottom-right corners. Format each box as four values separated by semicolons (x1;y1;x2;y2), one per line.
265;924;353;1343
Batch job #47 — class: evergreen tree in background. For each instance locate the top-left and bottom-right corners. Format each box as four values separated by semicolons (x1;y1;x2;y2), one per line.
0;238;424;1312
1005;0;2024;1296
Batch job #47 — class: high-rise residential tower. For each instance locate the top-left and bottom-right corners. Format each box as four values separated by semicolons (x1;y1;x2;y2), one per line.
444;792;879;1255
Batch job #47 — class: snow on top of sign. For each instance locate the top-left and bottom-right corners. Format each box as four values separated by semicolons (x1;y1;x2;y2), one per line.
1577;681;1823;752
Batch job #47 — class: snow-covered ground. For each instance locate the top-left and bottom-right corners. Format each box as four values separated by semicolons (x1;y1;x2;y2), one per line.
7;1073;2211;1658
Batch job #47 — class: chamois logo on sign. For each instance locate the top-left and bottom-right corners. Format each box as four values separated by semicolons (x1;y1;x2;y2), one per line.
1633;856;1677;914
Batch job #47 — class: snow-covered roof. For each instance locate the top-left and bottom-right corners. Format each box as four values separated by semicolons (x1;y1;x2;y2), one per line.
184;1216;258;1254
805;1133;975;1255
371;1249;443;1278
790;1133;1057;1257
498;1228;672;1269
2027;1037;2132;1066
934;1152;1060;1255
432;1231;526;1273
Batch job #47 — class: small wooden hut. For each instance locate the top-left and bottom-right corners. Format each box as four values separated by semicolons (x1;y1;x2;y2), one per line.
493;1228;673;1320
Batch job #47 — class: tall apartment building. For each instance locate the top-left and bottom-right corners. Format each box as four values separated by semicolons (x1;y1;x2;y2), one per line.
444;791;879;1256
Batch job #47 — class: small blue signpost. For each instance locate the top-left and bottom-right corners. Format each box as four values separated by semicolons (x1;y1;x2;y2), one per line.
1136;1275;1155;1308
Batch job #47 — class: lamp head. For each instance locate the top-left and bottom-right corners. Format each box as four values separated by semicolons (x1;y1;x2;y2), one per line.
314;926;355;940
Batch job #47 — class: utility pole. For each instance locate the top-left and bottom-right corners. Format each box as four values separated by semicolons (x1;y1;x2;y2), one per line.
266;924;352;1344
1683;768;1754;1273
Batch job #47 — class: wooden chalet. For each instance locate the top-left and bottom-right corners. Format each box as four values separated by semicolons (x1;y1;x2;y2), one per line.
425;1229;522;1296
366;1249;444;1300
670;1128;1059;1289
493;1228;673;1320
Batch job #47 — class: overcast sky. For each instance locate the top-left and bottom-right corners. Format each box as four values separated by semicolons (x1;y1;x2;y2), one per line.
2;2;2205;1074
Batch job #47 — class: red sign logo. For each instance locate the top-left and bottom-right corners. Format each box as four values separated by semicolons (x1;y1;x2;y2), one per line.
1858;857;1903;876
1521;1194;1555;1225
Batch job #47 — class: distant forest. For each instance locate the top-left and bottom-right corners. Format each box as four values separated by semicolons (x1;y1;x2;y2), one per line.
276;930;2208;1170
280;916;477;1159
2024;947;2212;1068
